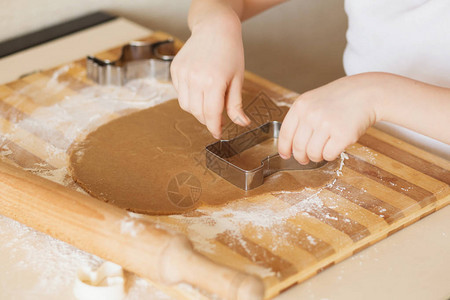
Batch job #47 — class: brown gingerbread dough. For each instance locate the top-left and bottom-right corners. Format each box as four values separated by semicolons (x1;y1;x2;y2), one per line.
69;99;337;215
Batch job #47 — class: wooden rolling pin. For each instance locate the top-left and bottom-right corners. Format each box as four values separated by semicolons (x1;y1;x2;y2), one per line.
0;160;264;300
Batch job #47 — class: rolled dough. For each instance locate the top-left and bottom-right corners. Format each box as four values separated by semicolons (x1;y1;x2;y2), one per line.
69;99;337;214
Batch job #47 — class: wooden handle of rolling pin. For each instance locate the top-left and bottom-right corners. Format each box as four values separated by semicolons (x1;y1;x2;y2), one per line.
0;160;264;300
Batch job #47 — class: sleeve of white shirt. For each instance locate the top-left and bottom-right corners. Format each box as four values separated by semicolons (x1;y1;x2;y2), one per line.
343;0;450;159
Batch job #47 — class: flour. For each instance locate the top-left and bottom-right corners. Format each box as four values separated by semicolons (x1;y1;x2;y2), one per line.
0;212;175;300
24;166;70;186
125;275;173;300
0;214;103;298
244;263;276;278
274;99;295;107
120;218;146;237
306;235;317;245
167;153;348;278
336;152;349;176
0;65;177;188
177;283;222;300
0;65;178;299
14;71;177;151
349;144;378;164
273;91;299;107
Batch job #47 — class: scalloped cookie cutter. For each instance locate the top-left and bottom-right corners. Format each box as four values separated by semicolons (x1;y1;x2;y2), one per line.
73;261;125;300
206;121;327;190
86;39;175;85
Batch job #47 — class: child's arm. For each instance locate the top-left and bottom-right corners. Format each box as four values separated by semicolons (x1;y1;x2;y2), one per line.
277;72;450;164
189;0;286;23
171;0;286;139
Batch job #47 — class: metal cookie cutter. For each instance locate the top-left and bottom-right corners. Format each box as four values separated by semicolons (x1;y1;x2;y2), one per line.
86;39;175;85
206;121;327;190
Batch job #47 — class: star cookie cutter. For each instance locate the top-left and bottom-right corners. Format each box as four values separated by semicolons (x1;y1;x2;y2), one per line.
86;39;175;85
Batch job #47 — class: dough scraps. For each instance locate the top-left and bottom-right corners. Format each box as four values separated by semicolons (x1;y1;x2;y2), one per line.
73;261;124;300
69;99;337;215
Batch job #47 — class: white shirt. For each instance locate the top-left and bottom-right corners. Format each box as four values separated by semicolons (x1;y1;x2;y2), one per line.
344;0;450;88
344;0;450;158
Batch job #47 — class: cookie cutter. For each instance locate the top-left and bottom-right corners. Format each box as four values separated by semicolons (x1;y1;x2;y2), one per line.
86;39;175;85
206;121;327;190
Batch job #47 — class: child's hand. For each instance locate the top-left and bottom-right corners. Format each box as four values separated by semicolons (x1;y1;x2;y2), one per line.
170;14;250;139
278;74;380;164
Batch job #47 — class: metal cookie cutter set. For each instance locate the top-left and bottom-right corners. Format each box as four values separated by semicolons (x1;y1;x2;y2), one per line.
86;39;175;85
206;121;327;190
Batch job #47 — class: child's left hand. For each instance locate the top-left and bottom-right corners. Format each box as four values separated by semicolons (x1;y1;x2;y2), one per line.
278;73;380;164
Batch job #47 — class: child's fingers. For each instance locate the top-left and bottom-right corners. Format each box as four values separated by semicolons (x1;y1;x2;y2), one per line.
225;76;250;126
278;110;299;159
322;138;347;161
204;84;227;139
188;85;205;125
177;78;189;112
292;125;313;165
306;130;329;162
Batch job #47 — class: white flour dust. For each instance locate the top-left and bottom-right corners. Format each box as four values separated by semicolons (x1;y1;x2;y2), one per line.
120;217;146;238
272;92;298;107
0;214;102;298
0;66;178;299
348;144;378;164
336;152;349;176
0;215;174;300
167;153;348;278
24;166;70;186
0;65;177;186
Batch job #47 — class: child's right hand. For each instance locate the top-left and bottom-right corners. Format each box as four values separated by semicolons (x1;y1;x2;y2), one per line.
170;14;250;139
278;74;380;164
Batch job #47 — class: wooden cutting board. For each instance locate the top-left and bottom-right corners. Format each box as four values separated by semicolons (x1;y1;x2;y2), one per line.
0;31;449;299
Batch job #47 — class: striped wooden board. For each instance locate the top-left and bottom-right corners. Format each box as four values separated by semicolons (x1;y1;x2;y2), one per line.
0;31;449;299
